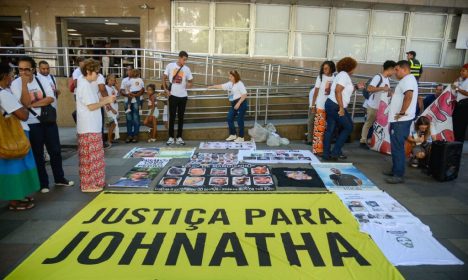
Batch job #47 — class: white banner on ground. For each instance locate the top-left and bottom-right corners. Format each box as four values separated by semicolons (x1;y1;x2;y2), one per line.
313;163;379;191
199;141;256;150
238;149;320;164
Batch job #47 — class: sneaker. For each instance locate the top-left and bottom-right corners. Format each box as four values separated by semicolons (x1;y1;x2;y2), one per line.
359;143;369;149
176;137;186;145
147;138;156;143
125;137;133;143
125;108;132;114
382;170;393;176
55;179;75;187
385;176;405;184
234;137;245;142
81;187;104;193
40;187;50;193
225;135;237;141
131;138;138;143
166;137;175;145
44;151;50;162
338;154;348;160
104;142;111;150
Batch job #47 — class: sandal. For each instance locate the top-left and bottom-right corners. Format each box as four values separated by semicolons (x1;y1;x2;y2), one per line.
21;196;34;203
8;200;35;211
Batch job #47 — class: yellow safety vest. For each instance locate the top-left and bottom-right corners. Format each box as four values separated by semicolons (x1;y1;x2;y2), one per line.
409;59;422;77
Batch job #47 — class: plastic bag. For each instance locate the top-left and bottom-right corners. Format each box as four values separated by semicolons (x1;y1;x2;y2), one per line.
266;132;281;146
265;123;277;133
248;123;268;142
280;137;290;145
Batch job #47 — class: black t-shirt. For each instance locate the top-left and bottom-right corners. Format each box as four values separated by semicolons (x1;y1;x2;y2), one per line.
329;174;361;186
272;168;325;188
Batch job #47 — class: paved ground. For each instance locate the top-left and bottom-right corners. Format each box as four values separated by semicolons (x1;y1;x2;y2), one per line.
0;136;467;279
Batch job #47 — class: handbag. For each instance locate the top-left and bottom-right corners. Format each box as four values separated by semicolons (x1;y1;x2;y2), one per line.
0;91;31;159
167;65;183;91
28;77;57;124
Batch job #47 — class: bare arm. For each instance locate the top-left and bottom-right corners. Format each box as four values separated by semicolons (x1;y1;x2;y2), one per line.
457;87;468;97
311;87;319;107
99;84;108;97
234;94;247;110
12;107;29;121
187;79;193;89
31;97;54;107
20;77;32;107
162;74;169;91
367;84;389;93
207;84;224;89
134;88;145;97
87;96;115;111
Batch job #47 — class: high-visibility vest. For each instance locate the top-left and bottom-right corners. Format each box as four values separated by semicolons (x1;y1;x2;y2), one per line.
409;59;422;77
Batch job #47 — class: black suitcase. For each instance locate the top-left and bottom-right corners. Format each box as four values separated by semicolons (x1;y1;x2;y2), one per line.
429;141;463;181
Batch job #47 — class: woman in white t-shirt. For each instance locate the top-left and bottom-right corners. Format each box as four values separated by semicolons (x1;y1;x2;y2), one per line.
322;57;364;161
75;59;116;193
208;70;248;142
105;74;120;147
452;63;468;142
0;64;40;211
311;61;336;155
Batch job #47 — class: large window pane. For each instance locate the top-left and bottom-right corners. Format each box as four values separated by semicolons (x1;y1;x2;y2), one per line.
256;5;290;30
445;42;466;67
255;32;288;56
175;29;209;53
215;31;249;55
175;2;210;27
411;14;446;39
215;3;250;28
335;9;369;35
294;33;327;58
372;11;406;36
369;38;402;62
296;7;329;32
409;40;442;65
449;16;461;40
333;36;367;61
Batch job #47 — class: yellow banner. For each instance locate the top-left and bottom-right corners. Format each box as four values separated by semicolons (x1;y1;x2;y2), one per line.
7;192;403;280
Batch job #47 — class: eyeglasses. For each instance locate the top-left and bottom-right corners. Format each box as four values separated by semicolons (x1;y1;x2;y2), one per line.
18;68;33;72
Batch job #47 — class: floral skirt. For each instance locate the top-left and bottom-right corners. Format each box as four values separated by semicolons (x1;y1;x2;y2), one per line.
312;109;326;154
78;133;105;191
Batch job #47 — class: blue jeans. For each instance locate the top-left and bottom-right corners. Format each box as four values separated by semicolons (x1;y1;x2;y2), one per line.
390;120;412;177
227;99;248;137
125;100;140;137
323;99;353;158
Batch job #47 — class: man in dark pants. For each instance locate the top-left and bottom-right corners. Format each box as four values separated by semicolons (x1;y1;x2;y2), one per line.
11;56;74;193
384;60;419;184
162;51;193;146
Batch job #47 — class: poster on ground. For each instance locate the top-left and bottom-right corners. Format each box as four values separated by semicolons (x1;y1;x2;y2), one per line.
272;167;325;188
123;147;195;159
188;152;239;165
238;150;320;164
313;163;379;191
156;164;275;191
199;141;256;150
6;192;404;280
109;158;169;188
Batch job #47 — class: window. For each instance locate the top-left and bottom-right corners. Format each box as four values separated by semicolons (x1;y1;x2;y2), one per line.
372;11;406;36
254;4;290;56
333;36;367;61
214;3;250;55
409;13;447;65
294;6;329;58
409;40;443;65
369;38;403;62
174;2;210;53
333;9;369;61
335;9;369;35
444;15;466;67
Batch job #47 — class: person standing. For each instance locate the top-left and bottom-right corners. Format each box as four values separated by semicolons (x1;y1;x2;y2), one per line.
453;64;468;143
0;64;39;210
406;51;423;82
105;74;120;147
208;70;248;142
37;61;60;109
124;69;144;143
322;57;363;161
360;60;396;148
383;60;419;184
163;51;193;145
311;61;336;155
11;56;74;193
75;59;116;192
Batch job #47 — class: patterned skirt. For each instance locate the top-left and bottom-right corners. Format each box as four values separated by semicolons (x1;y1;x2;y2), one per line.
78;133;106;191
312;109;327;155
0;131;40;200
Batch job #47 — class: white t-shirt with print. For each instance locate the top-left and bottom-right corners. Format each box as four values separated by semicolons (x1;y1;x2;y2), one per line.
0;87;27;130
10;75;55;127
37;73;58;109
105;85;119;118
72;67;82;81
129;78;144;92
314;74;335;109
367;74;390;110
164;62;193;98
329;71;354;108
121;76;137;103
456;78;468;102
222;81;247;101
76;76;102;134
389;74;419;123
91;73;106;98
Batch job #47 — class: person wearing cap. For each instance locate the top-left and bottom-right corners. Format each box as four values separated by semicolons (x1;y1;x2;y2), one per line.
452;63;468;143
406;51;423;82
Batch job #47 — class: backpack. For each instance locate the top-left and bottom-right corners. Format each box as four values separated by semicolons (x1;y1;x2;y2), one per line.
362;74;383;100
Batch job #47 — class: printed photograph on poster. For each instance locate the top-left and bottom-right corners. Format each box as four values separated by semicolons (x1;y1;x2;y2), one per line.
183;177;205;186
109;158;169;188
123;147;195;159
233;176;251;186
188;167;206;176
160;177;182;187
272;167;325;188
188;153;238;165
199;141;256;150
238;150;320;164
313;163;378;191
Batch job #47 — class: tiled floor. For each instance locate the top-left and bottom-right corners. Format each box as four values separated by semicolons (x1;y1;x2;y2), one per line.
0;139;467;279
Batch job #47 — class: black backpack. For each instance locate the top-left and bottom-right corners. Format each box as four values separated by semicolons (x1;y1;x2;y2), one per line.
362;74;383;100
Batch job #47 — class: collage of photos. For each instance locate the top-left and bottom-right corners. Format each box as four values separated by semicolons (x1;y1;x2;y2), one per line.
199;141;256;150
238;150;320;164
123;147;195;159
109;159;169;188
156;164;275;191
188;153;239;165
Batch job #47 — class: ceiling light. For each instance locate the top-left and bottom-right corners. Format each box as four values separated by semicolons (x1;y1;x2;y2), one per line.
122;29;135;33
105;22;119;25
67;29;77;32
69;33;81;36
15;28;23;31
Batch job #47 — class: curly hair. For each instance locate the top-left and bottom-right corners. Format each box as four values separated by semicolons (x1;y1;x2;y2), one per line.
80;58;100;77
336;57;357;73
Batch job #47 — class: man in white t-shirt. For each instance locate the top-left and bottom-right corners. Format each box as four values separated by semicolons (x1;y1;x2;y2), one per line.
384;60;419;184
72;57;85;93
37;61;60;109
11;56;74;193
452;63;468;142
360;60;396;147
162;51;193;146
